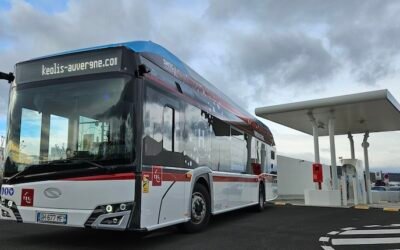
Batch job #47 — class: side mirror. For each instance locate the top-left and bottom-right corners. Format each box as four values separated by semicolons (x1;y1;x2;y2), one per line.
0;72;14;83
137;64;151;77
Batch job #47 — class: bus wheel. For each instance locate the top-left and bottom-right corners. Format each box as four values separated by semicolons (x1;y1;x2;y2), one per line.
257;183;265;212
180;184;211;233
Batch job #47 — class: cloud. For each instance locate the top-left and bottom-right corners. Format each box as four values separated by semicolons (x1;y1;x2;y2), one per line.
222;32;338;98
2;0;399;105
326;2;400;84
207;0;400;86
1;0;152;54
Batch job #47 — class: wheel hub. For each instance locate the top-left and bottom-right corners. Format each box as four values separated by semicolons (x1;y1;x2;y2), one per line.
191;192;206;224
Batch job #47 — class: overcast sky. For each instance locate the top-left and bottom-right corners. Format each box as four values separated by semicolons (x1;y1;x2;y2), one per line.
1;0;400;171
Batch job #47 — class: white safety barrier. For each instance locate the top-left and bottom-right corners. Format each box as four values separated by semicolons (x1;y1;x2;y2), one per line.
371;191;400;203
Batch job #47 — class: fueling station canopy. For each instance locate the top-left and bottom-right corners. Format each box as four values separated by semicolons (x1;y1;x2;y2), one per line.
255;89;400;204
255;89;400;136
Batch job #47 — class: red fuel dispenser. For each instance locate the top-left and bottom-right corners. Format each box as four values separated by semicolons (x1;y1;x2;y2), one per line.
313;163;323;190
252;163;261;175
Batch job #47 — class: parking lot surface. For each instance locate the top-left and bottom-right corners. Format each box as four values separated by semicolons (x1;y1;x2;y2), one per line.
0;205;399;250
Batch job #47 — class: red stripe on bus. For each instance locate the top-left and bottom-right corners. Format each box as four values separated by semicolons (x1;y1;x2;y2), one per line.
213;176;259;183
64;173;135;181
142;171;191;182
64;172;190;181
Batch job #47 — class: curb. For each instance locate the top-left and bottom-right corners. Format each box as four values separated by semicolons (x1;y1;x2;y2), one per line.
383;207;400;212
353;205;400;212
273;201;288;206
353;205;369;210
268;201;400;212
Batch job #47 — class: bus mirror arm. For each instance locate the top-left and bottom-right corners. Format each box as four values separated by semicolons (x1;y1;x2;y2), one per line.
0;71;15;83
137;64;151;77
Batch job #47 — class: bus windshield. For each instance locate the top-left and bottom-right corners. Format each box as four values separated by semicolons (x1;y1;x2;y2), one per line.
4;76;134;178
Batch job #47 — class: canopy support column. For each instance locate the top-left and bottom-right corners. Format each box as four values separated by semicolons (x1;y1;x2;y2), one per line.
348;132;355;159
313;125;320;164
329;116;338;190
308;113;320;164
362;131;372;204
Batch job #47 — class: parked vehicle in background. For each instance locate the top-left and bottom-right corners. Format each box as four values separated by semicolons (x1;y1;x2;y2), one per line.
388;186;400;191
389;181;400;187
371;186;387;191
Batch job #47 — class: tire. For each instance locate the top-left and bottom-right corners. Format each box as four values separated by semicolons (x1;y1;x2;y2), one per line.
256;183;265;212
180;184;211;233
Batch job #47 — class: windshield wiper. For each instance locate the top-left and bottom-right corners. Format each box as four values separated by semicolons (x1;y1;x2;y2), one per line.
7;164;41;183
7;159;115;183
41;158;116;170
68;159;115;171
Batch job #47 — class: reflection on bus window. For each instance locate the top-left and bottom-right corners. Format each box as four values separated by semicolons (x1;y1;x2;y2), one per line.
78;116;110;157
5;77;133;177
184;106;212;168
211;118;231;172
48;115;69;161
19;108;42;165
163;106;174;151
231;128;246;172
261;143;267;172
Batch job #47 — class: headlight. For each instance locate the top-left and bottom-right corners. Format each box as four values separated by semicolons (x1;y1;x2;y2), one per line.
105;205;113;213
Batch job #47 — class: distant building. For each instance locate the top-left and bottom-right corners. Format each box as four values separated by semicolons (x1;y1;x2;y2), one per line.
0;147;4;161
0;146;4;179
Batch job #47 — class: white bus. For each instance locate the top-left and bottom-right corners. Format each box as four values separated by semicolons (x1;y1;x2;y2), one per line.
0;41;277;232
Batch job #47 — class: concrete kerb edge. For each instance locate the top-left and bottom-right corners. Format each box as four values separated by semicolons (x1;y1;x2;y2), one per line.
267;201;400;212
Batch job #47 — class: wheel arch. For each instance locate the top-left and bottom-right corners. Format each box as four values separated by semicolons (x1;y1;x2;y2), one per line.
194;175;210;193
187;167;214;214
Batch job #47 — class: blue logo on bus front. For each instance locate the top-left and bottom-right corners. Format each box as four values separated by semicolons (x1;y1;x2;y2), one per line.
0;187;15;197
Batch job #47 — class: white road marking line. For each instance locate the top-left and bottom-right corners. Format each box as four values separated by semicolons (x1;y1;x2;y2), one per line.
321;246;335;250
364;225;381;228
332;237;400;245
341;229;400;235
341;227;356;231
327;231;339;235
319;237;330;242
390;224;400;227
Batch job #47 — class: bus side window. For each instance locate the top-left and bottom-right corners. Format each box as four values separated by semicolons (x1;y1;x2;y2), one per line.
163;106;175;152
230;128;246;173
260;143;266;172
271;150;275;160
210;118;231;172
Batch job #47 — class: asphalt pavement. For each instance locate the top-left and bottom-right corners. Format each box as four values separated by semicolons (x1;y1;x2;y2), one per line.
0;205;399;250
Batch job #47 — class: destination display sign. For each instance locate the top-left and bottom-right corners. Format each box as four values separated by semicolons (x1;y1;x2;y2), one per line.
16;48;124;84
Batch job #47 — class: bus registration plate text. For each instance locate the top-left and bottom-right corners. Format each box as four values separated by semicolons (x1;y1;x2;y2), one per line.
37;212;67;225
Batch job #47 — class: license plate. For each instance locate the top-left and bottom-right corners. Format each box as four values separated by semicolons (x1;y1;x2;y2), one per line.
37;212;67;225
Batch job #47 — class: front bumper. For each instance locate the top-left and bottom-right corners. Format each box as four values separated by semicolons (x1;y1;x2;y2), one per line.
0;200;134;230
